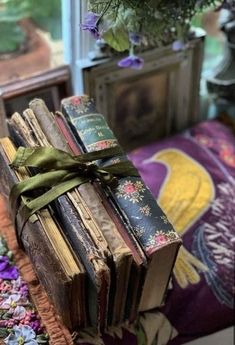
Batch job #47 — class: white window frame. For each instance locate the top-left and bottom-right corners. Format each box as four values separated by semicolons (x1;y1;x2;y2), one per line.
62;0;105;94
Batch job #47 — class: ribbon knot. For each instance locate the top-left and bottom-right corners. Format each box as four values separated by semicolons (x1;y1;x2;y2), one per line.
9;146;139;236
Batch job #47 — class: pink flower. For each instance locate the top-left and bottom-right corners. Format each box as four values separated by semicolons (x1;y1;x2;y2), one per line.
123;183;136;194
155;234;168;245
71;97;81;106
96;141;108;149
0;320;8;327
0;281;11;292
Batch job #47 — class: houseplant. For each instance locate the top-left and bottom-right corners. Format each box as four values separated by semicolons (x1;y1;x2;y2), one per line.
82;0;235;69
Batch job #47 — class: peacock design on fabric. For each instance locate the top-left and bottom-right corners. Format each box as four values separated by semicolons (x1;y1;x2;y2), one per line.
145;148;215;288
192;182;235;308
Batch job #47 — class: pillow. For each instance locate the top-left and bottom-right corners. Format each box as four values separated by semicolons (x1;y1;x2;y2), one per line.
129;119;235;344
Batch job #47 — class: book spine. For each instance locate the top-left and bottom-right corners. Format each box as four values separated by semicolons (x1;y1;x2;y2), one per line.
62;96;180;256
8;119;109;330
0;147;74;329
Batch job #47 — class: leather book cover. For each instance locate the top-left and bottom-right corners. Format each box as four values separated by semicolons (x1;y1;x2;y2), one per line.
54;111;146;266
61;95;182;311
8;114;110;330
29;100;140;325
0;140;85;330
54;110;146;324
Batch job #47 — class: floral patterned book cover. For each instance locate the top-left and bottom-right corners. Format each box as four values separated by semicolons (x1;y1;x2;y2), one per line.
62;95;182;311
62;95;181;256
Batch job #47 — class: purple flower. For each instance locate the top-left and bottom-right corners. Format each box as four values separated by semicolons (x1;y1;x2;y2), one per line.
11;277;29;297
4;325;37;345
81;12;101;39
13;306;26;320
0;256;19;280
172;40;185;51
30;319;42;332
118;55;144;70
129;32;142;46
0;294;21;309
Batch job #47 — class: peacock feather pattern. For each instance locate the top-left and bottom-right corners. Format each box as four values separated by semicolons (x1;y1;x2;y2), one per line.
192;182;235;308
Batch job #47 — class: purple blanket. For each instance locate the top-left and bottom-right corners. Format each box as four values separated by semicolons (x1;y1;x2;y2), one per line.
128;119;235;344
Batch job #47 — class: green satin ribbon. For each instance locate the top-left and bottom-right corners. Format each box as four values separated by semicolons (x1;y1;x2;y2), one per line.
9;146;139;235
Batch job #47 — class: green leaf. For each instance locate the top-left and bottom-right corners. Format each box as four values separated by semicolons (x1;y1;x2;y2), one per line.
0;238;8;256
2;311;12;320
36;333;49;344
103;22;129;52
0;327;9;338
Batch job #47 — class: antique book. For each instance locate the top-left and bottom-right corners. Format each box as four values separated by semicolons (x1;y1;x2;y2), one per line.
10;103;140;326
28;99;147;323
0;137;86;330
8;112;111;329
53;110;147;321
61;95;182;311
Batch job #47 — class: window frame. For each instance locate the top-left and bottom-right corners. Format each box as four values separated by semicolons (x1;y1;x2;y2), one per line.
62;0;102;94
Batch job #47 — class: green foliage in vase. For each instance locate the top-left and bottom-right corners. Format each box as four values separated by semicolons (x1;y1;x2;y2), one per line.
88;0;220;52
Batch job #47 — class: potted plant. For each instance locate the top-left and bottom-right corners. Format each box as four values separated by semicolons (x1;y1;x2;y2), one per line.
82;0;235;69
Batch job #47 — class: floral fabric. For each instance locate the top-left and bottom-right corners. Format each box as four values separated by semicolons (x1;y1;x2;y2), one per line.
129;119;235;344
0;237;49;344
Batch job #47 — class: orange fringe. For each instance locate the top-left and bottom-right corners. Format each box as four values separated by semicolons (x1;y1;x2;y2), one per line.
0;195;74;345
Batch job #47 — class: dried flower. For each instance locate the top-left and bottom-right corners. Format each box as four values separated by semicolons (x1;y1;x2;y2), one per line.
81;12;101;39
0;256;19;280
87;0;220;52
0;294;21;309
129;32;142;46
13;306;26;321
4;325;37;344
118;55;144;70
172;40;185;51
0;237;48;342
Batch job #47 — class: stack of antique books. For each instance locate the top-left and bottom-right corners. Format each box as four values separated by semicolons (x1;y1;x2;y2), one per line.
0;96;181;331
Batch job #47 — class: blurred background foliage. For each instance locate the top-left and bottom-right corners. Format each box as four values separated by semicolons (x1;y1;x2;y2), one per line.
0;0;61;54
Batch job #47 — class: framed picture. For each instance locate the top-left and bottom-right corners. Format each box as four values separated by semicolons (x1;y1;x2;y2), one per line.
0;65;72;137
83;29;205;150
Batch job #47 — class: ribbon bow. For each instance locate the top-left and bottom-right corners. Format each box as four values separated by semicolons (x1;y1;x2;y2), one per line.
9;146;139;235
